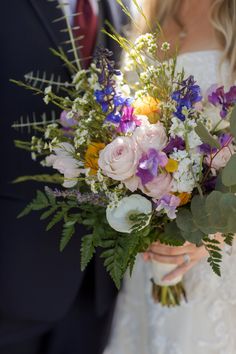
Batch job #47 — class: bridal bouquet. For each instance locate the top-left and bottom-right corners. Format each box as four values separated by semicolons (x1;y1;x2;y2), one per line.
13;4;236;306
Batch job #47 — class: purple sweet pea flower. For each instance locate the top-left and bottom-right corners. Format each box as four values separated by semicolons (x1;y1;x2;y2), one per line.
219;133;232;147
163;136;186;154
208;85;236;118
155;194;180;219
198;133;232;155
60;110;78;128
136;148;168;185
117;106;141;134
198;143;217;155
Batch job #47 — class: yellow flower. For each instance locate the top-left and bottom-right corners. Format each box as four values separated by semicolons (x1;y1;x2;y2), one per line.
133;96;161;123
165;159;179;173
177;192;192;206
85;142;105;175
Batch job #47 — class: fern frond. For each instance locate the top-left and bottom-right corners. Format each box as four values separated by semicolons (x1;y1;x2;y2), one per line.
81;234;95;270
12;111;57;134
17;190;52;218
60;220;76;251
223;233;234;247
24;71;73;92
203;237;222;276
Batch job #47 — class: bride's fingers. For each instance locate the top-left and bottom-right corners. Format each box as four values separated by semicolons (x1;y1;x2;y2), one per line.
148;252;187;265
148;244;196;256
162;261;197;281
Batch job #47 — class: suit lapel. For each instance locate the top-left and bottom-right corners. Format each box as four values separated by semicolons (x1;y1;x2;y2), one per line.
102;0;124;35
28;0;66;49
28;0;74;75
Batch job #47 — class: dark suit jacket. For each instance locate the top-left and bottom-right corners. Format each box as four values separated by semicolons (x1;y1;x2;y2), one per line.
0;0;128;345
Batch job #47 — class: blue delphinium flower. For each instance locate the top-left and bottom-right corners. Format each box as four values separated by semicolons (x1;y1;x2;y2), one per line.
172;75;202;121
94;48;132;125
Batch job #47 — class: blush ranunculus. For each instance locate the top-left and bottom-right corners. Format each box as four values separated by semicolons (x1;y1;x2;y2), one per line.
206;145;234;171
133;121;168;153
139;172;173;199
98;136;140;181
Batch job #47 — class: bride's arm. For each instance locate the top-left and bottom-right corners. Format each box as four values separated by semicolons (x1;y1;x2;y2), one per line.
144;233;224;281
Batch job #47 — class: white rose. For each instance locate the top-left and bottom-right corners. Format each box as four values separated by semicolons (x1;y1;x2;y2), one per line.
133;121;168;152
47;142;84;188
98;136;140;181
106;194;152;233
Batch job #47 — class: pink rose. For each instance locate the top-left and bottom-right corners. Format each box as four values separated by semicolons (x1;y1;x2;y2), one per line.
133;121;168;152
98;136;140;181
124;175;140;192
139;173;173;199
206;146;234;171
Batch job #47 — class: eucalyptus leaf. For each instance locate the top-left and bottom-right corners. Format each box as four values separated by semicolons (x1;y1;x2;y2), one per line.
176;209;198;233
195;121;221;149
229;105;236;139
180;229;204;244
222;154;236;187
190;195;215;234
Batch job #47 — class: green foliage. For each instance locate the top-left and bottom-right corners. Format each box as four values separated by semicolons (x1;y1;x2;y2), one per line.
195;122;221;149
46;209;66;231
60;220;77;251
223;233;234;247
13;174;63;184
229;105;236;139
203;237;222;276
176;192;236;244
18;189;80;249
17;190;53;218
159;221;185;246
222;154;236;187
81;234;95;271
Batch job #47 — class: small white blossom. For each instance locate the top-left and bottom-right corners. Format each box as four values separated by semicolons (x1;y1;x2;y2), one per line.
170;149;202;193
97;169;104;182
161;42;170;51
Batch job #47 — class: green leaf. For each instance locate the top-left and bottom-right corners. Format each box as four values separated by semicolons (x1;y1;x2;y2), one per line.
81;234;95;270
40;206;58;220
60;221;75;251
195;122;221;149
229;105;236;139
160;222;185;246
204;236;222;276
222;154;236;187
181;229;205;244
223;233;234;246
46;209;66;231
17;190;49;218
13;174;63;184
176;209;197;233
191;195;215;234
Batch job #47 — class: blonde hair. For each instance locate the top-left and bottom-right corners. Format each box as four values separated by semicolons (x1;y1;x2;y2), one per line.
139;0;236;79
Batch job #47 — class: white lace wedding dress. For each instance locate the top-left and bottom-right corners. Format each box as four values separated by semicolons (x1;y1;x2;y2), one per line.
104;50;236;354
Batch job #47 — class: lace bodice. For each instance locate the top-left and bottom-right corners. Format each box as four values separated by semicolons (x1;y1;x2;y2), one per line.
176;50;231;93
104;50;236;354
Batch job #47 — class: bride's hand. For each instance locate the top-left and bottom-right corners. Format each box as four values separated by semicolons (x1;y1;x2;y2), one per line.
143;233;224;281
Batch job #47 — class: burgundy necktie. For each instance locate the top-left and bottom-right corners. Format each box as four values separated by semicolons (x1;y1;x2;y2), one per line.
74;0;98;68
